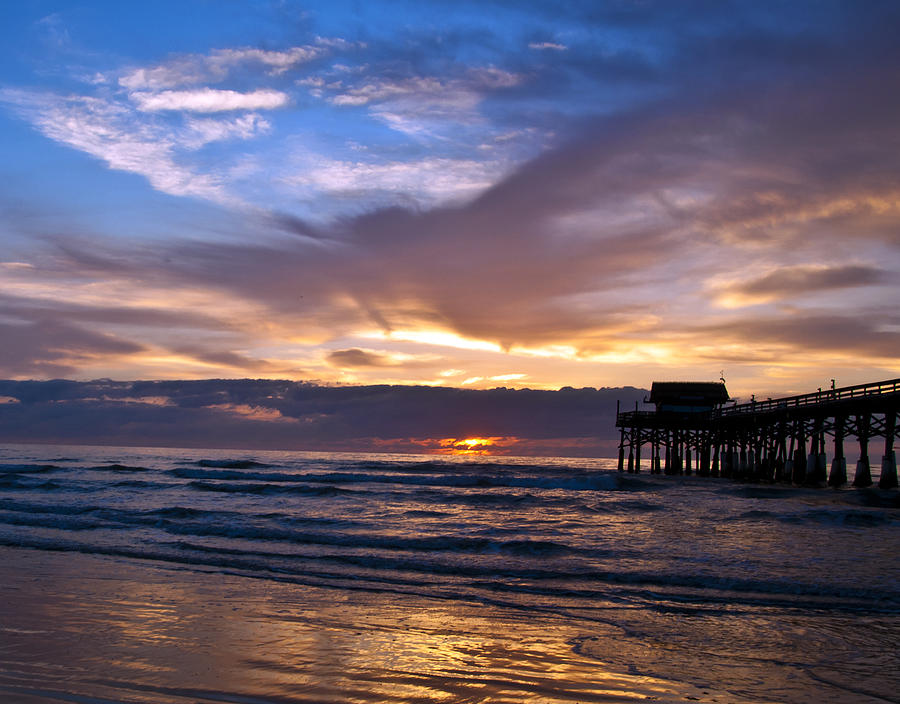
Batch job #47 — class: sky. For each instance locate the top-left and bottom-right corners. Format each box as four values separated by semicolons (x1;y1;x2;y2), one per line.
1;0;899;402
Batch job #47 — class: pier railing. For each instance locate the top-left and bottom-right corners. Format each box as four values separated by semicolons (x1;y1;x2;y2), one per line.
714;377;900;418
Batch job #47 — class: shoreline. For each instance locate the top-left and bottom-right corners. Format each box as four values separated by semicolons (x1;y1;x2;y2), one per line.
0;545;729;704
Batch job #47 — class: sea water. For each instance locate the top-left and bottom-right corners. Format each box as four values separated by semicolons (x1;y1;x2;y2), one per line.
0;443;897;703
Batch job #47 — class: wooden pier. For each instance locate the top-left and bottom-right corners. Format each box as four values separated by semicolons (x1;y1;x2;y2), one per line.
615;378;900;488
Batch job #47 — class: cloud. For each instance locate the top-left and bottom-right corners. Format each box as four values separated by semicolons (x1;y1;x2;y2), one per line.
37;39;900;376
0;379;643;454
528;42;567;51
327;348;395;368
323;68;522;138
4;3;900;393
207;402;296;422
130;89;289;113
1;91;277;203
694;312;900;362
12;23;900;390
0;290;285;379
119;61;214;91
182;114;271;149
0;89;230;202
118;44;327;90
722;265;886;305
0;320;143;378
282;154;505;204
210;46;324;74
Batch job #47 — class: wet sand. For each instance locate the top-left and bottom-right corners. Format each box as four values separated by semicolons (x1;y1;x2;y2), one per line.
1;546;737;704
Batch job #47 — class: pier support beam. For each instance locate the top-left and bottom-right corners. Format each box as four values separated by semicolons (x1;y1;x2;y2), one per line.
828;416;847;487
806;420;826;485
852;414;872;487
792;427;807;485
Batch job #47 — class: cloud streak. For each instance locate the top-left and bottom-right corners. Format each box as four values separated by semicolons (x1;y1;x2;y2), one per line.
118;44;328;90
130;89;289;113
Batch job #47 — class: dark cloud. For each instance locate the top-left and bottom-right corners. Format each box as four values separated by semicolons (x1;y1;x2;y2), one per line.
0;291;281;377
0;321;143;377
695;313;900;361
327;348;395;368
0;292;229;330
734;265;885;298
0;379;647;456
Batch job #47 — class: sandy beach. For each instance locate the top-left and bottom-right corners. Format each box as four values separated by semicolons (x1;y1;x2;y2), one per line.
1;546;735;704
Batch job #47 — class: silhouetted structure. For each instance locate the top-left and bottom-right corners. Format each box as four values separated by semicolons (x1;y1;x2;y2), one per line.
649;382;729;414
616;378;900;488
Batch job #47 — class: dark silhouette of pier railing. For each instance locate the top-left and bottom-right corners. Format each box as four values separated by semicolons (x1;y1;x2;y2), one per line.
715;378;900;417
615;378;900;489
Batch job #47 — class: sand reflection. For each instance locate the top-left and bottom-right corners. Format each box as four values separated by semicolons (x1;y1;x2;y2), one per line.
0;547;721;703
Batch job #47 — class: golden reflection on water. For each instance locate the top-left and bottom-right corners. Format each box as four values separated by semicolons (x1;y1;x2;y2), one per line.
0;548;724;704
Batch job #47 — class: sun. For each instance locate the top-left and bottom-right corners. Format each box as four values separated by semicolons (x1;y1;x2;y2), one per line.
439;437;500;455
458;438;492;449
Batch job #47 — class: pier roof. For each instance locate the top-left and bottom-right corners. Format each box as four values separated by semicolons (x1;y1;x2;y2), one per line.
649;381;729;407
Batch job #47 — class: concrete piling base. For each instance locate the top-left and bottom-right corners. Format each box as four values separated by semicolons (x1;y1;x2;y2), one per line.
828;457;847;487
805;453;817;483
792;451;806;485
852;456;872;487
806;452;827;485
879;451;898;490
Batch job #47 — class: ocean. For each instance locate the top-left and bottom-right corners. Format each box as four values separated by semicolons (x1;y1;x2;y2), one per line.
0;443;897;704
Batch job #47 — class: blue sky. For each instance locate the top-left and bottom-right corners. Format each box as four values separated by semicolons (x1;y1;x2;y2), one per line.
1;0;899;400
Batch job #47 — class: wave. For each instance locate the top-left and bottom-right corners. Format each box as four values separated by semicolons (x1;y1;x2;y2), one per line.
581;499;664;513
86;464;153;472
171;467;619;492
193;459;273;469
342;459;585;475
0;511;114;531
0;499;102;516
786;509;896;527
731;508;897;526
112;480;174;489
0;464;62;474
3;532;897;614
187;480;354;496
0;499;580;556
0;476;66;491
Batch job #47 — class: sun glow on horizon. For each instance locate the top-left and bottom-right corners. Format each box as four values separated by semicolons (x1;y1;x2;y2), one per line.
438;436;507;455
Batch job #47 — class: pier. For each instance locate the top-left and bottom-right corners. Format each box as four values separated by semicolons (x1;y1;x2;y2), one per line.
615;378;900;488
